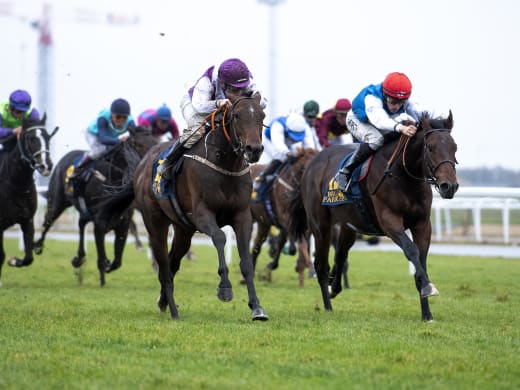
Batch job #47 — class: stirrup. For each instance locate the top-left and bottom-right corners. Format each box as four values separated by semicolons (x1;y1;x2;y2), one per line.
336;171;351;192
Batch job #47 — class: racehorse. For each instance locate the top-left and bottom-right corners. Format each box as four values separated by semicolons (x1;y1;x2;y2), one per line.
0;114;57;282
33;126;158;286
289;112;458;321
249;148;318;287
98;95;269;321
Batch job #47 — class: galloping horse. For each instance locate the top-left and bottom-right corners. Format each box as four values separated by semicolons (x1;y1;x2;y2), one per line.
289;112;458;321
250;148;318;287
0;114;57;282
100;95;268;320
33;127;157;286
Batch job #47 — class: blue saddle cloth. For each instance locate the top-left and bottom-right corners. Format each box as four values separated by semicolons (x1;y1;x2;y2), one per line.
151;145;175;199
321;153;370;206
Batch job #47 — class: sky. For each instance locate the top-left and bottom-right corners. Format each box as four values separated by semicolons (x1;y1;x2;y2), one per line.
1;0;520;170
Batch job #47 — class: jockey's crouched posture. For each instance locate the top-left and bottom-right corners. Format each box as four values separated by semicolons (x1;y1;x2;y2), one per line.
157;58;267;180
69;98;135;179
254;112;316;191
336;72;446;192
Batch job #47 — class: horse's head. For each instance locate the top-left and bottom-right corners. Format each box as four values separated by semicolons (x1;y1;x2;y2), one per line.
227;94;265;163
419;110;459;199
127;126;160;158
20;113;58;176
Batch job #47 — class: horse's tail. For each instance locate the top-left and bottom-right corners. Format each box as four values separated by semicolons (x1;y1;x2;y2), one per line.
287;184;308;242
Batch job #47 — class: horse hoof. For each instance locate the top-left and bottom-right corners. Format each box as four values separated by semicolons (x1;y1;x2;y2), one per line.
71;256;86;268
157;295;168;312
33;245;43;255
7;257;24;267
251;307;269;321
421;283;440;298
217;287;234;302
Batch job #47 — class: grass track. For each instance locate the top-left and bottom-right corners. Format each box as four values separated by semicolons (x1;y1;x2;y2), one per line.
1;238;519;389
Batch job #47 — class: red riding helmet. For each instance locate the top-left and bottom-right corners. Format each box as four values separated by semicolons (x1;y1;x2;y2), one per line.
382;72;412;99
218;58;251;88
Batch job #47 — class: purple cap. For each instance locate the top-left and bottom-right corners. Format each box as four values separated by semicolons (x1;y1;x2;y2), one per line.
9;90;32;111
218;58;251;88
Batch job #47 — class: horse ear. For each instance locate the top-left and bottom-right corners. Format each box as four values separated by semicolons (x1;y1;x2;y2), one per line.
42;112;47;124
253;92;262;104
445;110;454;130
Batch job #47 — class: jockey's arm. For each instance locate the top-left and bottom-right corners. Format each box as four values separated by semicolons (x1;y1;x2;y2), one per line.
191;77;220;114
97;118;120;146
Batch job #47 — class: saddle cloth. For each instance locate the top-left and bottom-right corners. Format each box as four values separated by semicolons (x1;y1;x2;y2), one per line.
151;145;175;199
321;153;373;206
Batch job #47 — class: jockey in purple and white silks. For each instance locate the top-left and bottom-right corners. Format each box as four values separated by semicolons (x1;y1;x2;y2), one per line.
157;58;267;179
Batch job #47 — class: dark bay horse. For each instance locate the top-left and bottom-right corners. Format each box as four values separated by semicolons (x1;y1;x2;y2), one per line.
99;95;268;320
289;112;458;321
250;148;318;287
0;114;57;282
33;127;158;285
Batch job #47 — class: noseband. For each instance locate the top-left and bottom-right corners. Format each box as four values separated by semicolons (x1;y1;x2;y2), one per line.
221;96;256;157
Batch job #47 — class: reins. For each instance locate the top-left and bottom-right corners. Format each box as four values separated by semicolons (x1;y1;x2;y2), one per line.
371;134;407;195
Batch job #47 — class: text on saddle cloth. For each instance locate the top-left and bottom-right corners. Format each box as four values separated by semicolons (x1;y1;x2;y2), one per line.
321;153;373;206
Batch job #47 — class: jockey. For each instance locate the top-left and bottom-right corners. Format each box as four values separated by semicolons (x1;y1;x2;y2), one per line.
137;104;180;141
336;72;435;192
315;98;352;148
253;112;316;190
302;100;322;151
157;58;267;179
0;90;40;140
69;98;135;179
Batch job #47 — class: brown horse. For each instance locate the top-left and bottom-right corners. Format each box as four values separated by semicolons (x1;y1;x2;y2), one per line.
250;148;318;287
289;112;458;321
99;95;268;320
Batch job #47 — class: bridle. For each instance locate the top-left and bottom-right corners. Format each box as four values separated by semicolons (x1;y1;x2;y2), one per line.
402;129;457;189
219;96;256;157
18;125;58;171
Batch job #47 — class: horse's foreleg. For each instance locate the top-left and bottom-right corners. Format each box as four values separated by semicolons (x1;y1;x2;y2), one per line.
34;199;70;255
8;218;35;267
310;220;333;311
233;212;268;321
330;227;356;296
411;223;435;321
0;232;5;283
390;230;438;300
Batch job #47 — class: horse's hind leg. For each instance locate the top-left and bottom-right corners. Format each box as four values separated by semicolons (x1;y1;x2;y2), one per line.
148;222;179;319
71;216;88;269
0;232;5;284
267;230;287;271
242;221;269;284
106;214;130;273
329;226;356;297
93;224;111;286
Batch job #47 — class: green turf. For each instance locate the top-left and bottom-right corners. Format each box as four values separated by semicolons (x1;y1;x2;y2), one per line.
1;238;518;389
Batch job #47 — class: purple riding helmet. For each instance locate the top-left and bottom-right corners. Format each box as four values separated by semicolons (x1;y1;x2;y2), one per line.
218;58;251;88
9;90;32;112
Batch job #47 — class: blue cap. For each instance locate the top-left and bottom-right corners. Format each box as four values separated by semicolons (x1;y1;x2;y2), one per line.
110;98;131;115
156;104;171;121
9;90;32;111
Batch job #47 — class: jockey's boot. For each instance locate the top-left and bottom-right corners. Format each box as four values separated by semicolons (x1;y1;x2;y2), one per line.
336;143;373;192
157;141;188;180
69;153;91;180
253;159;283;191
